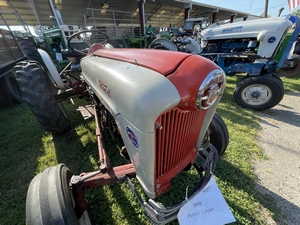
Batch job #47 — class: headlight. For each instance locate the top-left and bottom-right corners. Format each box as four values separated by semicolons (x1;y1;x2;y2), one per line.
200;39;208;48
196;69;226;110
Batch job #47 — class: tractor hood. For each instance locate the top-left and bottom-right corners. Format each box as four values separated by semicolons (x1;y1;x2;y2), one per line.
80;48;222;134
201;16;292;40
200;16;293;58
80;48;225;198
87;48;191;76
80;49;192;133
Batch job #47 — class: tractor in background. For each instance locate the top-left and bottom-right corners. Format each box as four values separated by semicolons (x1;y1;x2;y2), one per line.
149;15;300;111
0;7;40;108
34;16;83;70
0;27;25;107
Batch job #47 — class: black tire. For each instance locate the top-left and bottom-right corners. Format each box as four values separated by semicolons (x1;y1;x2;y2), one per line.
0;74;20;108
17;38;42;62
278;55;300;78
233;75;284;111
14;60;70;135
270;73;285;90
4;72;23;103
26;164;92;225
209;112;229;156
270;73;284;82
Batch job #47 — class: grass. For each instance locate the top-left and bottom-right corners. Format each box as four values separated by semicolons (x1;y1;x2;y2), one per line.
0;74;299;225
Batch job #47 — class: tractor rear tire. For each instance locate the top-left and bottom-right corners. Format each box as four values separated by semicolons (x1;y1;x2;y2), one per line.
14;60;70;135
209;112;229;156
4;72;23;103
26;164;92;225
233;75;284;111
0;73;21;108
278;55;300;78
17;38;42;62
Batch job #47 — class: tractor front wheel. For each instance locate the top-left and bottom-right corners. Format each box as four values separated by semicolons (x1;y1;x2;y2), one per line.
26;164;92;225
208;112;229;157
234;75;284;111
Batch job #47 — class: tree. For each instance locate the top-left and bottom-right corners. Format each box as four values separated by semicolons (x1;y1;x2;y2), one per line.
292;9;300;18
259;12;271;18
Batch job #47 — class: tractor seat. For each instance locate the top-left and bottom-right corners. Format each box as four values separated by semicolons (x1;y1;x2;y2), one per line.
174;37;192;45
171;28;190;37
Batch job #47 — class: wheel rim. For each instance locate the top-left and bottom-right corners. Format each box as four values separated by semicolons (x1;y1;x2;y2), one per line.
241;84;272;106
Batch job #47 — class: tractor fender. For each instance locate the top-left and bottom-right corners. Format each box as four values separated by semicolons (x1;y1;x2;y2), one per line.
37;49;65;90
186;37;201;54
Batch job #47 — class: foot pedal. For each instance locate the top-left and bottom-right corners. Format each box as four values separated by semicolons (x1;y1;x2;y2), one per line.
77;105;94;120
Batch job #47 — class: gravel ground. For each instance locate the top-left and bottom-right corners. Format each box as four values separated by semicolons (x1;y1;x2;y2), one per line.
254;91;300;225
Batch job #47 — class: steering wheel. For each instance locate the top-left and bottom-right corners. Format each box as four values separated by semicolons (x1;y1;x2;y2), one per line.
67;30;109;54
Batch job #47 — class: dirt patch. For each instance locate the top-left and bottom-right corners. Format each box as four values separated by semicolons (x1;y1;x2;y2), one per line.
254;91;300;225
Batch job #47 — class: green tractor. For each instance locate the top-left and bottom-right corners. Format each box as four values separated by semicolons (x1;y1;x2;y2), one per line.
34;15;84;70
34;0;98;70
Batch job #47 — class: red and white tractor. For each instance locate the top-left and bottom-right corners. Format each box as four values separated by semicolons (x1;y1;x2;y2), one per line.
14;30;229;224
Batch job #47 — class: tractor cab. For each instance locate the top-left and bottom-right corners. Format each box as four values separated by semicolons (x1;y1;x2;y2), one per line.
182;17;209;35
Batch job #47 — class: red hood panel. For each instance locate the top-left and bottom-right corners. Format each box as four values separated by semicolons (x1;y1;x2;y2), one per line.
91;48;191;75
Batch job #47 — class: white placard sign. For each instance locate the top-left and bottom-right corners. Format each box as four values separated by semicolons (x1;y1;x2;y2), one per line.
56;52;63;61
178;176;236;225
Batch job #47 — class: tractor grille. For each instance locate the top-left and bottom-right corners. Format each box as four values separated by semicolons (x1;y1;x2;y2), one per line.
155;107;204;178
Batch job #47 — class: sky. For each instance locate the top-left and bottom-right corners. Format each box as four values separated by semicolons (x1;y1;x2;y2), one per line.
195;0;296;17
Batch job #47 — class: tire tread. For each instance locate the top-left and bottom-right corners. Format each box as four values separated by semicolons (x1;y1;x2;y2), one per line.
15;61;70;134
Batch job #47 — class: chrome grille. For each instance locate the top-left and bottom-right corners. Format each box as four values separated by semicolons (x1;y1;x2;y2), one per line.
155;107;204;178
